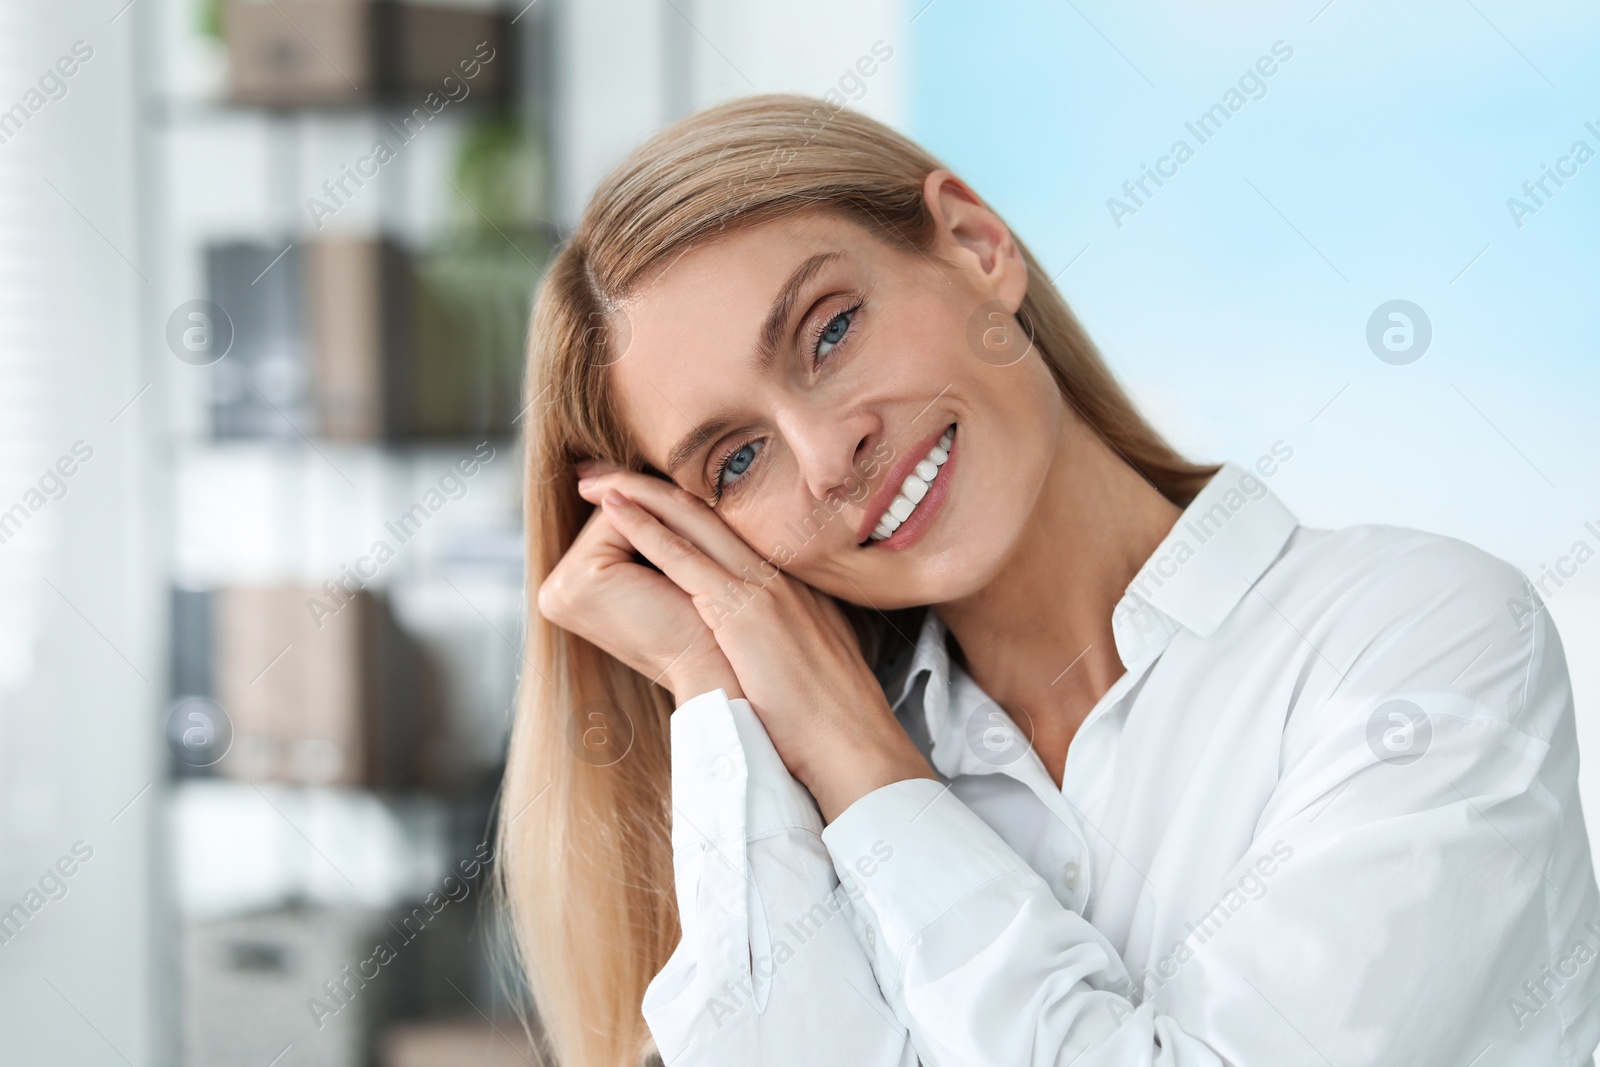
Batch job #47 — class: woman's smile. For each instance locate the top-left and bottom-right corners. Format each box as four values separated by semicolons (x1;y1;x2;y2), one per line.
860;422;956;549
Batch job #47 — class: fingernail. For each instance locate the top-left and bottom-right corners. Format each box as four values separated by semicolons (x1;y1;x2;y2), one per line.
577;476;596;490
603;489;628;506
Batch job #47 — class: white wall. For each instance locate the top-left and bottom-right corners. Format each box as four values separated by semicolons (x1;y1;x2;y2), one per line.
552;0;909;227
0;0;165;1062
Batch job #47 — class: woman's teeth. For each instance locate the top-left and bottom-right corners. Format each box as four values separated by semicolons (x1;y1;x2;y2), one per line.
869;426;954;542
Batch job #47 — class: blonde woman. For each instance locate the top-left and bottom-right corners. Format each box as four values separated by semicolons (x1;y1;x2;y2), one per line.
497;95;1600;1067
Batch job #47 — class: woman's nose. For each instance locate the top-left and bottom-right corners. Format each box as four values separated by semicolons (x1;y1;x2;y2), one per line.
783;410;879;503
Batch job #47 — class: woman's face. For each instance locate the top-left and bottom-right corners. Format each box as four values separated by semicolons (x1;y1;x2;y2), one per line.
606;182;1068;610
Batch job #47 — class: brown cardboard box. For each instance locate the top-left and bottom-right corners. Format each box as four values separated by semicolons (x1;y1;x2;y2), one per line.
212;585;435;787
390;5;509;97
224;0;508;107
224;0;377;107
306;237;409;440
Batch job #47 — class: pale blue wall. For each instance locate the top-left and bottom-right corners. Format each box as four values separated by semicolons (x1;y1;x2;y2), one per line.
907;0;1598;561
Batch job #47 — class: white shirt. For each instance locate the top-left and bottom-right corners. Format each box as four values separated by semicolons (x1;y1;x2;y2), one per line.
642;462;1600;1066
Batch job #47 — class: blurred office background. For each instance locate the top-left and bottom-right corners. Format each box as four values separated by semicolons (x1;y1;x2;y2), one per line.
0;0;1594;1064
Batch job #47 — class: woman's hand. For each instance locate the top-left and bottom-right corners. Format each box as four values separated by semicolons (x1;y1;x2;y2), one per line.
536;469;742;705
572;461;936;823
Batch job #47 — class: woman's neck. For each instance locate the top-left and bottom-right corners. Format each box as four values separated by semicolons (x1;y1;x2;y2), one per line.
935;413;1182;788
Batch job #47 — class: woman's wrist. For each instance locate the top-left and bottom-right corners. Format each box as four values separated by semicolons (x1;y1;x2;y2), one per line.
666;657;743;705
810;734;938;825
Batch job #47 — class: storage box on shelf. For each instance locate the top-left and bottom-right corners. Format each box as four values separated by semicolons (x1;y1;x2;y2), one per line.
181;902;509;1066
307;236;410;440
206;232;540;442
223;0;510;108
183;904;393;1067
174;783;507;1066
211;585;439;788
208;241;311;440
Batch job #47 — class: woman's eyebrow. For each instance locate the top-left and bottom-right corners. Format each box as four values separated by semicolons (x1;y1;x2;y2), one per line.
662;249;847;478
755;250;846;371
663;408;738;479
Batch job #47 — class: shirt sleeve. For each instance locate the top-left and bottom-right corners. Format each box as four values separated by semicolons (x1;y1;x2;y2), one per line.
822;777;1226;1066
819;548;1600;1065
642;688;921;1067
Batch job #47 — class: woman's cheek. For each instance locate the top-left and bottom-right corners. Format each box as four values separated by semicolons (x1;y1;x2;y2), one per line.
749;512;828;575
766;540;797;570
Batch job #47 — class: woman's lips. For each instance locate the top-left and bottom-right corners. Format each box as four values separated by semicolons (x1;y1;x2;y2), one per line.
858;423;957;549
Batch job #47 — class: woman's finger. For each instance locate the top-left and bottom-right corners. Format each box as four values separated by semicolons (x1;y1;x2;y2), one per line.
536;499;735;691
599;490;732;606
543;501;678;622
564;490;645;567
579;469;772;578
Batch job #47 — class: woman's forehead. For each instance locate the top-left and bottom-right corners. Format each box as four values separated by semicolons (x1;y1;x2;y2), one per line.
623;211;864;300
602;216;877;474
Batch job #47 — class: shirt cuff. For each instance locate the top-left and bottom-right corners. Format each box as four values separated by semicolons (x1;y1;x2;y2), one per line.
669;688;823;854
820;776;1035;988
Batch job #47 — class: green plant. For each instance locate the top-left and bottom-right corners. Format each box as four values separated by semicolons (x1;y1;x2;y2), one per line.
451;113;546;234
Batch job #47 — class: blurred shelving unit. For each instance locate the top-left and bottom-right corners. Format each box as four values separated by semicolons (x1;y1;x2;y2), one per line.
143;1;551;1063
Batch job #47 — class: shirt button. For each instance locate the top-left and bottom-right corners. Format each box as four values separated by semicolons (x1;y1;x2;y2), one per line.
864;923;877;952
709;754;734;782
1059;861;1079;891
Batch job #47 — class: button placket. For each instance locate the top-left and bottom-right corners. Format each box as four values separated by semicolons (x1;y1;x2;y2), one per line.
1039;797;1093;912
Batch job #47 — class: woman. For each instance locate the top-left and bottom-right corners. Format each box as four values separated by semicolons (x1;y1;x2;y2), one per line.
496;95;1600;1067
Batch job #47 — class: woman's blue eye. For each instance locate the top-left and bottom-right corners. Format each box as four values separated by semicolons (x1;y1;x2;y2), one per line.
718;439;761;491
817;309;852;358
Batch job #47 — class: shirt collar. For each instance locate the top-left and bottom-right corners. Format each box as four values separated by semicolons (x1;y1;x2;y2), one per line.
1115;460;1299;649
880;461;1299;762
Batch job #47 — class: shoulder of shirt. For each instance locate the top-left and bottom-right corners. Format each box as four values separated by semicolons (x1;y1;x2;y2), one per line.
1272;521;1534;620
1265;521;1557;731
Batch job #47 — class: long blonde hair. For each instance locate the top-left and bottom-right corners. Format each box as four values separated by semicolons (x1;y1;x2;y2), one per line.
495;93;1218;1067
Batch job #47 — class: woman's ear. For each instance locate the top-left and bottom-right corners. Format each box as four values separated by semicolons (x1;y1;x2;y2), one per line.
921;169;1028;311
